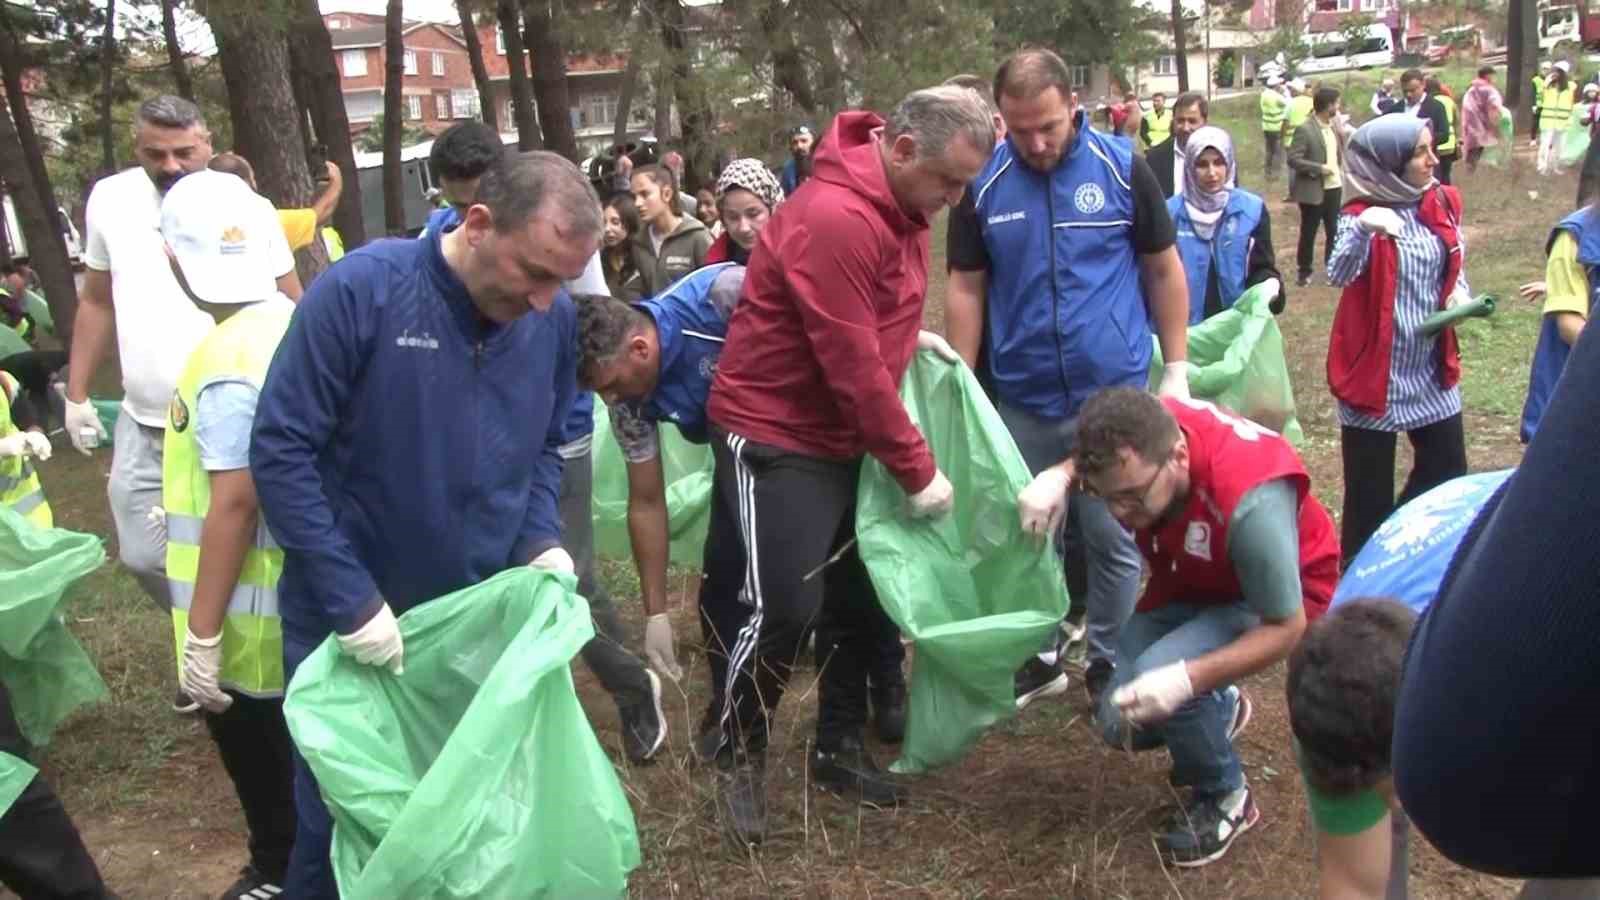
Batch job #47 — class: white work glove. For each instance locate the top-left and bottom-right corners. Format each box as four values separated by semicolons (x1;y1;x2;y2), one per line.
907;469;954;519
1258;277;1282;304
916;330;961;364
179;628;234;713
1017;465;1071;539
145;505;168;546
643;613;683;682
1356;205;1404;238
21;431;50;460
1158;359;1192;401
1112;660;1195;726
337;603;405;675
1448;284;1472;310
63;395;107;456
529;546;575;574
0;433;25;459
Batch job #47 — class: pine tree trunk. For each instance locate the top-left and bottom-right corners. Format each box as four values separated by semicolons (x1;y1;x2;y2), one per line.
98;0;116;176
457;0;499;132
497;0;542;150
0;92;77;345
383;0;405;235
522;0;577;162
289;0;366;248
654;0;709;192
207;1;329;281
0;7;68;264
160;0;193;100
612;49;640;147
652;62;672;142
1171;0;1190;94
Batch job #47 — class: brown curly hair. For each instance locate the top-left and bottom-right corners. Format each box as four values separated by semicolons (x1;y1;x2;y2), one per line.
1071;387;1180;481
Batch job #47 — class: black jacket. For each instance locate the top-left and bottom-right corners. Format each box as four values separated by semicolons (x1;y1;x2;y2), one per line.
1146;137;1178;199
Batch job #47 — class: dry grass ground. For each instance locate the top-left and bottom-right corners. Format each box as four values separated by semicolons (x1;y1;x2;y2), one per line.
14;66;1565;898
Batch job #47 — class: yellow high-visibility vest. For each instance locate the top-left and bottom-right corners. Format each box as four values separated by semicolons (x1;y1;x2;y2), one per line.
1436;93;1459;154
0;371;49;528
1541;83;1577;131
1286;94;1314;146
1260;90;1287;133
1145;107;1173;147
162;300;292;697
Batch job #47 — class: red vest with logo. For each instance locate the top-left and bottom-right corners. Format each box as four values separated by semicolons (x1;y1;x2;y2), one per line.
1136;398;1340;621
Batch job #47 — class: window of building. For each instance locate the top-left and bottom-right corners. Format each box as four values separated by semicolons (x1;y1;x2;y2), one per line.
404;49;418;75
432;51;444;76
495;25;505;54
342;49;367;78
1155;55;1177;76
1070;65;1089;88
580;93;618;129
451;89;479;119
405;95;422;120
435;93;449;119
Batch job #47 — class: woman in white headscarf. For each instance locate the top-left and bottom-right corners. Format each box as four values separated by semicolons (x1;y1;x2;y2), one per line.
1165;125;1284;324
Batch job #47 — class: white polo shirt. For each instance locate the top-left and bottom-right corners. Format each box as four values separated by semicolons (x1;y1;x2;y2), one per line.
83;168;294;427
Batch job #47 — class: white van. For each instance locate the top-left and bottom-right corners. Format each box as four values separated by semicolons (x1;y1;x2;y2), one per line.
1295;24;1396;75
1;193;82;268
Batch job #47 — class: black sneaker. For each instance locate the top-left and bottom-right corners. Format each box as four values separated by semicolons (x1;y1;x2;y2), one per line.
1160;786;1260;868
1014;656;1070;710
173;689;200;715
715;752;768;847
694;701;724;764
218;865;283;899
871;680;907;744
1084;658;1114;708
811;735;906;808
1295;272;1312;288
619;669;666;764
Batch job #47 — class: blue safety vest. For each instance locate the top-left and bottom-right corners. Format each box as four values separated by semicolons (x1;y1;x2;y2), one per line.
971;112;1150;421
632;263;741;443
1521;209;1600;443
1168;190;1265;325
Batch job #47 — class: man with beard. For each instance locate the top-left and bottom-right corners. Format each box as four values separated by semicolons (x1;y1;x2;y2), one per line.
1023;387;1338;866
1147;92;1209;199
60;96;301;713
779;123;814;195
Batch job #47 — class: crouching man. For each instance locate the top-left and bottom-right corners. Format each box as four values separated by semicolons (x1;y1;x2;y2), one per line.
1018;388;1338;866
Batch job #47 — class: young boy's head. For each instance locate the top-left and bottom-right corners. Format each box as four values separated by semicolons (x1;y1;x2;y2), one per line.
1287;597;1418;797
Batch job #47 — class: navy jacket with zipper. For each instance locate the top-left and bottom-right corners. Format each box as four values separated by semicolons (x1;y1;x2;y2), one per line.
251;228;575;652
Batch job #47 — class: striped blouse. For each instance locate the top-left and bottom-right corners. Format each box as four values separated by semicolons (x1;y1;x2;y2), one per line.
1327;204;1467;432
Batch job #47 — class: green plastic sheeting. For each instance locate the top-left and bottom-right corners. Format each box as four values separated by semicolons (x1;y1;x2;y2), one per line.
856;353;1071;774
92;399;119;437
1149;281;1303;445
590;398;714;566
1560;119;1592;169
283;568;640;899
0;322;27;358
22;289;53;336
1480;110;1515;169
0;750;38;819
0;505;108;748
1420;294;1497;337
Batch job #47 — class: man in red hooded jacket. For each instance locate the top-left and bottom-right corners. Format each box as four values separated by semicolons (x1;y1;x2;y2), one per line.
703;85;993;846
1019;387;1338;867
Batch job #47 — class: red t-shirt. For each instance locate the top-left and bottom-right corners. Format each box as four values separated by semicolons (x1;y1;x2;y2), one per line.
1136;398;1340;621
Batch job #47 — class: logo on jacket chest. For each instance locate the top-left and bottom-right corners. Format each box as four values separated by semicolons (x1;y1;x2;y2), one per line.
1073;183;1106;215
1184;520;1213;561
986;210;1027;226
395;329;440;351
697;354;717;380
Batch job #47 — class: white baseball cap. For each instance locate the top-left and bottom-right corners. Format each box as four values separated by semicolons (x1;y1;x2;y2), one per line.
1289;77;1307;91
160;169;279;306
1266;75;1284;87
1556;60;1572;73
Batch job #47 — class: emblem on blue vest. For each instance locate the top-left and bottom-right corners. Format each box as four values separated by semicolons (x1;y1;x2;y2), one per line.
1074;183;1106;214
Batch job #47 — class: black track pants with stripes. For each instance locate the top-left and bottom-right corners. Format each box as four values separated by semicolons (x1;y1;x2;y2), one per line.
704;427;901;754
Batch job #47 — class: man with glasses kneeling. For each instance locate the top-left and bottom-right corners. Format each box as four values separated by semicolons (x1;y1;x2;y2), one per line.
1016;388;1339;867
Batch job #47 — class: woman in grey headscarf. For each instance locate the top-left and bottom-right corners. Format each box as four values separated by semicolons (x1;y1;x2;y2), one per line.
1165;125;1284;323
1326;114;1471;567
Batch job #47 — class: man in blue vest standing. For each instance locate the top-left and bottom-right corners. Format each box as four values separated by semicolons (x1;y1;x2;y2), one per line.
945;48;1192;709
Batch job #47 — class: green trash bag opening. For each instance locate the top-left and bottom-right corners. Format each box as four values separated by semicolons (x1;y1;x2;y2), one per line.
0;505;108;748
590;401;713;567
857;353;1071;774
1149;282;1304;445
283;568;641;899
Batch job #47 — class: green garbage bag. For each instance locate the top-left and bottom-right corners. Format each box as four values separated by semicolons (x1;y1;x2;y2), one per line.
92;399;119;438
283;568;640;899
1560;118;1592;169
1149;282;1303;445
1481;109;1515;168
856;353;1071;774
590;398;714;566
0;750;38;819
0;322;27;358
0;506;108;747
22;289;52;336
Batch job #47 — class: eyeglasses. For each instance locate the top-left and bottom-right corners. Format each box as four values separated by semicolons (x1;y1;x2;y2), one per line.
1083;454;1171;513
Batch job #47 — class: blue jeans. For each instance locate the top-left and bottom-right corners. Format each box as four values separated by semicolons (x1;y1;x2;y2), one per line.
997;401;1142;665
1096;602;1258;798
282;640;338;899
